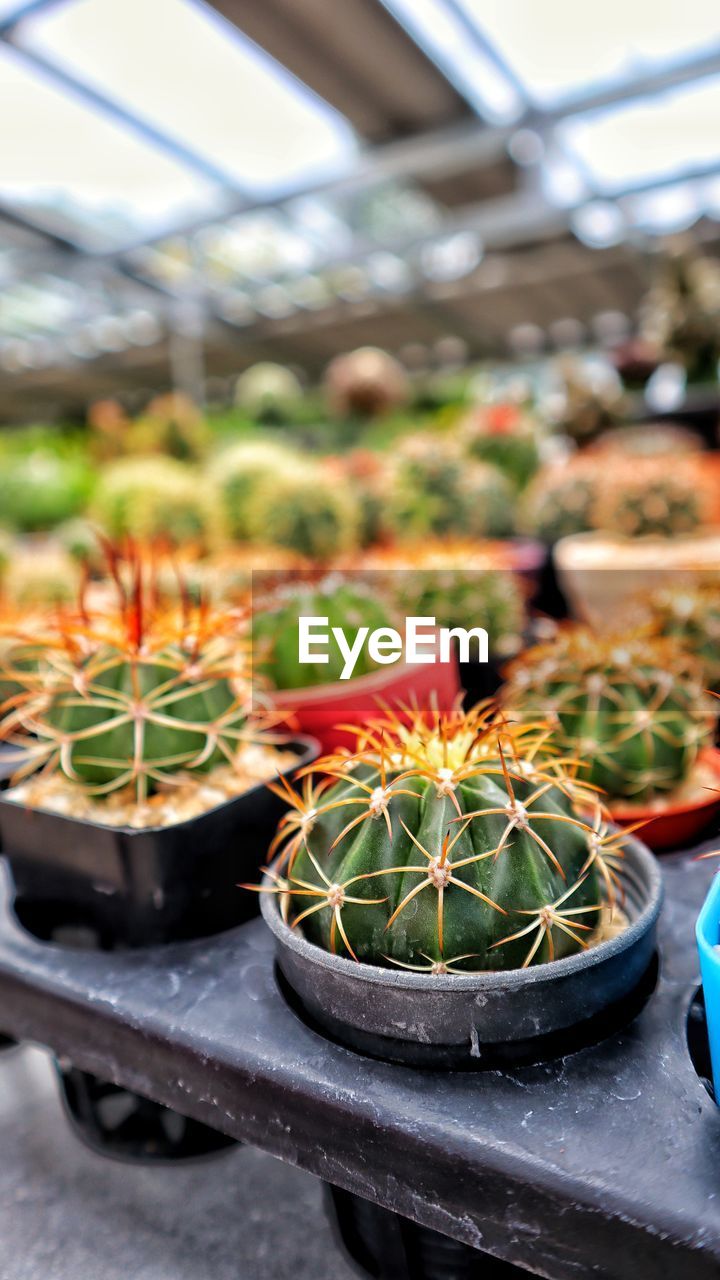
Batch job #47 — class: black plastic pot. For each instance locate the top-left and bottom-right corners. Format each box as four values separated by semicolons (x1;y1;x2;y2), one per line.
0;738;317;1161
0;737;317;948
55;1061;237;1163
327;1186;531;1280
263;834;662;1069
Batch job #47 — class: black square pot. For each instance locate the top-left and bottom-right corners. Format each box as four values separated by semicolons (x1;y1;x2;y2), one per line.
0;737;317;948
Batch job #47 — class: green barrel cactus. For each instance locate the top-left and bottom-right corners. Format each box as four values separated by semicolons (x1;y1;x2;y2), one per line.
503;627;714;802
0;555;250;804
207;440;300;542
592;459;708;538
91;457;221;549
518;462;599;543
258;705;622;970
461;403;541;491
252;576;395;690
644;581;720;692
245;462;361;561
234;363;304;425
0;449;94;532
389;435;514;540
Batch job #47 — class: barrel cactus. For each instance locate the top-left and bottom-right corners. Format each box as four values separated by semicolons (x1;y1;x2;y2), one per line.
362;543;525;659
258;705;621;970
234;362;304;425
0;449;94;532
503;627;714;802
518;461;599;543
245;462;361;561
390;435;514;540
324;347;409;419
253;576;396;690
91;457;220;549
0;553;251;804
591;459;709;538
123;392;211;461
461;402;541;490
208;440;300;542
643;581;720;691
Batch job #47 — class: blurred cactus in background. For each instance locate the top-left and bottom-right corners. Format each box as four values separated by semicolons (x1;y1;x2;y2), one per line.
389;434;514;540
91;457;221;549
504;627;714;802
324;346;410;419
234;362;304;425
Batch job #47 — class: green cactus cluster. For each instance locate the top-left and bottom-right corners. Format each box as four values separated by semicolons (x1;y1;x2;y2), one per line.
389;434;514;540
252;575;395;690
503;626;714;803
91;457;221;549
259;704;624;971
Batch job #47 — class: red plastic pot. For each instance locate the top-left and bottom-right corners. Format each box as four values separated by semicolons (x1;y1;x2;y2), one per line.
269;655;461;753
610;747;720;853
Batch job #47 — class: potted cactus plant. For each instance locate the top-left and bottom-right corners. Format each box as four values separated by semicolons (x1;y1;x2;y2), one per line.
254;703;662;1066
251;574;460;751
389;433;515;540
641;580;720;693
503;627;719;850
0;551;316;945
460;401;542;490
351;543;526;703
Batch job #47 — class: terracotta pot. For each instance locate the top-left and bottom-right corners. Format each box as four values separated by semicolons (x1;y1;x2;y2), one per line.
269;654;461;752
610;747;720;853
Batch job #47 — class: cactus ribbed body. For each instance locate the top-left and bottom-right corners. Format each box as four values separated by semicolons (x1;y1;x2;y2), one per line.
504;629;713;802
265;708;618;971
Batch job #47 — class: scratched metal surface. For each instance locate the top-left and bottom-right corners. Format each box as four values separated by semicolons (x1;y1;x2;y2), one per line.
0;845;717;1280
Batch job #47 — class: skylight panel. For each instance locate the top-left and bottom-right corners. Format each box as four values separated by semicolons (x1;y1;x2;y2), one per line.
0;43;221;249
457;0;719;106
20;0;356;195
557;75;720;193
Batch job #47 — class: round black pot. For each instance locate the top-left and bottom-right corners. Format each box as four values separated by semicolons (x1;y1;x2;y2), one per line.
262;835;662;1069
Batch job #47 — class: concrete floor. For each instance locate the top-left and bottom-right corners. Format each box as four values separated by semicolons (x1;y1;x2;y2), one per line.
0;1045;357;1280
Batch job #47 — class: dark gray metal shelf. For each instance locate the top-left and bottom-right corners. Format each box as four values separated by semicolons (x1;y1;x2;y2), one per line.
0;845;718;1280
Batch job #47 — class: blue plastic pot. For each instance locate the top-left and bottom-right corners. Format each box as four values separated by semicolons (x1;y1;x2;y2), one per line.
696;873;720;1095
